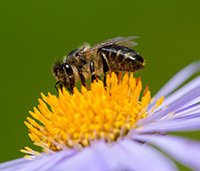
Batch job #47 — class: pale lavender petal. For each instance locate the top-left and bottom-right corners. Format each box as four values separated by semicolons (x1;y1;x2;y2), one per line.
93;141;140;171
133;134;200;171
57;140;177;171
138;84;200;125
0;149;78;171
92;140;177;171
93;141;143;171
152;60;200;102
51;144;105;171
0;157;31;170
0;141;178;171
175;103;200;117
179;96;200;110
134;103;200;133
4;142;138;171
135;116;200;133
153;76;200;111
157;103;200;121
6;148;99;171
135;103;200;132
119;139;178;171
30;150;79;171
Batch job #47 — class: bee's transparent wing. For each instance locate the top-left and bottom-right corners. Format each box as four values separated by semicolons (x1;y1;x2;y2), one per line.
79;36;139;55
119;40;138;47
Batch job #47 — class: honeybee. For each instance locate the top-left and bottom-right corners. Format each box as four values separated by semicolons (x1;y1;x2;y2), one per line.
52;36;145;93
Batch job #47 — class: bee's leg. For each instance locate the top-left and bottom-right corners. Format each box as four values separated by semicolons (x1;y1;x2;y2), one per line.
78;71;86;87
66;83;73;94
67;74;75;94
68;87;73;94
68;82;74;94
54;81;59;92
100;52;110;87
59;84;63;91
90;60;100;82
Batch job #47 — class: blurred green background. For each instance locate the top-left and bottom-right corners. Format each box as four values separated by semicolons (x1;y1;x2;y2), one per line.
0;0;199;169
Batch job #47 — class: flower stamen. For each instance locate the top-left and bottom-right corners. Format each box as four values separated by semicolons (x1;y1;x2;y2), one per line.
23;72;164;157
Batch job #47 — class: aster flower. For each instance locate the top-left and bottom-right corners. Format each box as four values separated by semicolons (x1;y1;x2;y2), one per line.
1;61;200;171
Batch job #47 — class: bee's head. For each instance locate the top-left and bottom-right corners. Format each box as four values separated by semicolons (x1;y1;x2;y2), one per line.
52;61;74;92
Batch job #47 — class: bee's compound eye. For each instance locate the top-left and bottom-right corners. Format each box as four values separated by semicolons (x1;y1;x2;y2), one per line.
63;63;73;76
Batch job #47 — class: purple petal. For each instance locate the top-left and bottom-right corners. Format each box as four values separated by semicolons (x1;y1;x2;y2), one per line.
0;149;78;171
0;140;178;171
135;103;200;132
175;103;200;117
152;61;200;103
51;142;115;171
138;84;200;125
180;96;200;110
153;76;200;112
30;150;79;171
133;103;200;133
133;134;200;171
92;141;140;171
135;116;200;133
170;112;200;121
56;140;177;171
0;157;30;170
119;139;178;171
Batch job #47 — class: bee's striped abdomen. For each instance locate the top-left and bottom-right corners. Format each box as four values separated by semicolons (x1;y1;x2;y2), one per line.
98;44;145;72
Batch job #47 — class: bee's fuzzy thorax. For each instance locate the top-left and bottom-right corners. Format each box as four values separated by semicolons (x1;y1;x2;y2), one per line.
78;42;90;50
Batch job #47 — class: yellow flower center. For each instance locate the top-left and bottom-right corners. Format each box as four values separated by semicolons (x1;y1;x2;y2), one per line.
22;72;163;157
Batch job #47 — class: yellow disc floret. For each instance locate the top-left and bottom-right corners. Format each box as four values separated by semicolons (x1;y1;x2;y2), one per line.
23;72;163;154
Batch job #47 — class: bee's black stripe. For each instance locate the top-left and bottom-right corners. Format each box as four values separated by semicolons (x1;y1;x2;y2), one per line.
100;52;109;73
90;60;100;82
100;52;110;87
90;60;96;82
78;70;86;86
90;60;95;74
